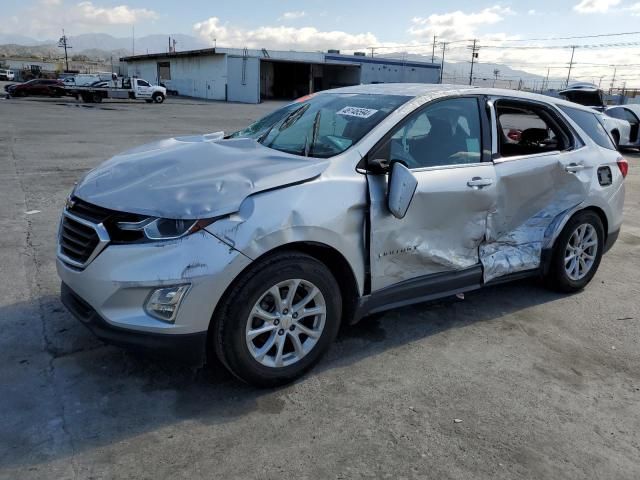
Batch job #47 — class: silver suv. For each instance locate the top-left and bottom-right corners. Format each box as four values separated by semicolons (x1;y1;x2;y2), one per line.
57;84;627;386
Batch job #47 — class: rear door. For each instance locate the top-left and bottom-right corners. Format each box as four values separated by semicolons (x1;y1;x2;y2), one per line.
608;106;640;143
368;96;497;291
481;97;591;282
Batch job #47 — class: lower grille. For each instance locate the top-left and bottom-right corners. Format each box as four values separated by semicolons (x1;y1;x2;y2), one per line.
61;283;96;322
60;215;100;264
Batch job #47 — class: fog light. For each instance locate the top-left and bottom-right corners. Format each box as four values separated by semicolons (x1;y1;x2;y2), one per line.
145;285;190;322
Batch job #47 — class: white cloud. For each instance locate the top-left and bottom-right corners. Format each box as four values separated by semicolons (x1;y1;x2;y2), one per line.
409;5;514;40
625;2;640;14
527;9;537;15
573;0;620;13
0;1;158;38
279;11;306;21
74;1;158;24
193;17;377;51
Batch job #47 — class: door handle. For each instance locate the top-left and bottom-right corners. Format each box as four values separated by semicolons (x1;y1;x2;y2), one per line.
467;177;493;189
565;163;585;173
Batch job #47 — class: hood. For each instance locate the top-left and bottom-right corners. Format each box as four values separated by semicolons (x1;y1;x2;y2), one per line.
73;134;330;219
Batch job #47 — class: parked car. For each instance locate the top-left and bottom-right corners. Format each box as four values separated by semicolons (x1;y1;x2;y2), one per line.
0;69;15;81
5;79;65;97
62;72;116;87
57;84;627;386
559;83;630;147
605;104;640;149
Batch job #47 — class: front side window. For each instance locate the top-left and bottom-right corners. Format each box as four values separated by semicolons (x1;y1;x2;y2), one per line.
371;97;483;169
496;102;568;157
228;93;410;158
559;105;617;150
137;80;150;87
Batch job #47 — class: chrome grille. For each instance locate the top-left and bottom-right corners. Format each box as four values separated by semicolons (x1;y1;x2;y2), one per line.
59;215;100;264
58;198;111;269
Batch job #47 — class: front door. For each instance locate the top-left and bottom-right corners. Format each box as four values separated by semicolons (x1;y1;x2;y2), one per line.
135;80;152;98
368;96;497;291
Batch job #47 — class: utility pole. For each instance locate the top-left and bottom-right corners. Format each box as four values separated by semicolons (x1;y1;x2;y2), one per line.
610;66;617;94
132;25;135;55
439;42;447;84
57;29;71;72
565;45;576;87
468;39;479;86
431;35;437;63
543;68;550;92
493;68;500;87
370;47;375;57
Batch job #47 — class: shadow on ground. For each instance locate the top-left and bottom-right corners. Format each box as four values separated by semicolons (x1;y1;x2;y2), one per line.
0;277;565;469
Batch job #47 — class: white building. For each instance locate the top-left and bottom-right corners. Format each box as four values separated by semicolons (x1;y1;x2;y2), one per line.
121;47;441;103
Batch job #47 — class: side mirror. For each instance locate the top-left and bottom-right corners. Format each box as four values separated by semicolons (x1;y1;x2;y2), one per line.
387;161;418;219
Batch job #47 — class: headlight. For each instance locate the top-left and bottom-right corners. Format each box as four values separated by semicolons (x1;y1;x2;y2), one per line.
116;217;215;241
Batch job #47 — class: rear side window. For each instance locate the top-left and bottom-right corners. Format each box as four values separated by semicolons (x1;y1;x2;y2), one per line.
559;106;617;150
496;101;569;157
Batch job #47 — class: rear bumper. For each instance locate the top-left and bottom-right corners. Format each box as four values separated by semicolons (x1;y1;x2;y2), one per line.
61;282;208;365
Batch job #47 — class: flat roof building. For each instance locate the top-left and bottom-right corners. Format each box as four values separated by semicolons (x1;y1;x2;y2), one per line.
120;47;441;103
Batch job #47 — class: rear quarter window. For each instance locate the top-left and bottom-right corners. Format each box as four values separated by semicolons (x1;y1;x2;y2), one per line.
558;105;617;150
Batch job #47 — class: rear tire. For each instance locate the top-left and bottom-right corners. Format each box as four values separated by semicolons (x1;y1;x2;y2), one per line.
212;252;342;387
612;130;620;148
545;211;604;293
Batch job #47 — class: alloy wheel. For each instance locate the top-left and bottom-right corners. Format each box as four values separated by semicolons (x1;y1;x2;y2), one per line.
245;279;326;368
564;223;598;281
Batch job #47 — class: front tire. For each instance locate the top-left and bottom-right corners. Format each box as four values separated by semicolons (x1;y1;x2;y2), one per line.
152;92;165;103
212;252;342;387
546;211;604;293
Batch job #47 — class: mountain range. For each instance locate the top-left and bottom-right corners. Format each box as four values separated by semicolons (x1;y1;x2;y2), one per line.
0;32;558;87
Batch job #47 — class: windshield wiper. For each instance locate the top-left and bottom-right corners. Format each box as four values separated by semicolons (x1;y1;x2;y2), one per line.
257;104;309;146
304;110;322;157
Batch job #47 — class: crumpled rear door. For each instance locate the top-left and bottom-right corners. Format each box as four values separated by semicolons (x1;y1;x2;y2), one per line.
480;100;592;282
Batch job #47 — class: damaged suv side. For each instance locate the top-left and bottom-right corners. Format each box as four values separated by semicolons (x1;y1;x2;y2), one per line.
57;84;626;387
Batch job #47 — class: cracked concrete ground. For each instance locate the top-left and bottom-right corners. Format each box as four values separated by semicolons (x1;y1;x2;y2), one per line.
1;90;639;480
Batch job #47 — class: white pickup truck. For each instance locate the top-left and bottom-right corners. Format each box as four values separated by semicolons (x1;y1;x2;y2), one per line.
66;77;167;104
0;69;15;81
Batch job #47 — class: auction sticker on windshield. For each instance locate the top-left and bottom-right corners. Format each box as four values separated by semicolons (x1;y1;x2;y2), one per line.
337;106;379;119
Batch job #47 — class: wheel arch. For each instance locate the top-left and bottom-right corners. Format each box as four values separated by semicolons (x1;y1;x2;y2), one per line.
541;205;609;276
207;241;361;356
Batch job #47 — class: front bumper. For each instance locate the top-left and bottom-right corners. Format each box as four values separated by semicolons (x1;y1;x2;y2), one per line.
57;229;252;357
61;282;208;364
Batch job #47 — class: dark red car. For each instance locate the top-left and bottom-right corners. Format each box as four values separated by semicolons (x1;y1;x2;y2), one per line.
5;79;65;97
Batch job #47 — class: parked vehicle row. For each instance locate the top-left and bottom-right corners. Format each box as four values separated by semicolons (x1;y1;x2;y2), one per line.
559;83;640;149
4;75;166;104
57;83;626;387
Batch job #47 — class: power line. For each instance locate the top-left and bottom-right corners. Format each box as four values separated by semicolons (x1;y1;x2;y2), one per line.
481;30;640;42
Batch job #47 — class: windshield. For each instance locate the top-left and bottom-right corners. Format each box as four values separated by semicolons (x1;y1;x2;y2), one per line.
228;93;410;158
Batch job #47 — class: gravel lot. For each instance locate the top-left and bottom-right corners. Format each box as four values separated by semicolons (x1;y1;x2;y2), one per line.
1;89;639;480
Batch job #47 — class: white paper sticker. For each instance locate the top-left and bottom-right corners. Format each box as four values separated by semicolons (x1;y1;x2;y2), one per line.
336;106;378;119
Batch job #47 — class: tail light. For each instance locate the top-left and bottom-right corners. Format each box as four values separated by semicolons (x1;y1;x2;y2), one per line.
617;157;629;178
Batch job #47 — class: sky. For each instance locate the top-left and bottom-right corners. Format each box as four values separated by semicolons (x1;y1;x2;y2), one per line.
4;0;640;86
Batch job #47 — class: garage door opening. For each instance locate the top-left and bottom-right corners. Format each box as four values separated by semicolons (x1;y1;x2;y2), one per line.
260;60;360;101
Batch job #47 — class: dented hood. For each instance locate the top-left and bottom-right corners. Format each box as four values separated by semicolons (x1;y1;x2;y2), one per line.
73;134;329;219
